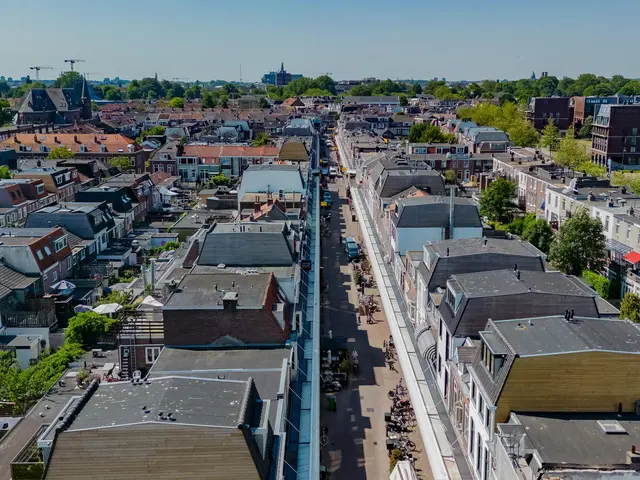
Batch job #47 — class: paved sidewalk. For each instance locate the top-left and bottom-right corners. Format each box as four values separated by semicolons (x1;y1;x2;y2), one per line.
319;175;431;480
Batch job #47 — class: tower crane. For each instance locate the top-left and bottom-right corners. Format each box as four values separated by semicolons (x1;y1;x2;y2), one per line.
64;59;85;71
29;66;52;81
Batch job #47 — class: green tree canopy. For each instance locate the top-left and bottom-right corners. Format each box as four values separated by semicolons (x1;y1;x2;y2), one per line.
444;170;457;184
522;218;554;253
54;71;84;90
409;83;423;96
0;166;12;179
252;132;272;147
108;157;134;172
169;97;184;109
620;293;640;323
65;312;117;347
548;209;605;275
578;115;593;138
259;97;270;109
540;118;560;151
47;146;75;160
479;178;517;224
0;98;12;125
555;126;591;170
398;94;409;106
202;91;216;108
408;123;455;143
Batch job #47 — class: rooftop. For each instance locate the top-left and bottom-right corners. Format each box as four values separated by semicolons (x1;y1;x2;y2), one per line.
511;412;640;468
491;316;640;357
393;196;481;228
164;272;271;309
425;237;544;259
449;270;593;298
67;376;250;431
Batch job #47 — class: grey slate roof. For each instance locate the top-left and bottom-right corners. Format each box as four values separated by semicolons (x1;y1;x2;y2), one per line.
198;223;295;267
376;170;446;199
393;196;481;228
0;264;38;290
68;376;251;430
26;202;114;239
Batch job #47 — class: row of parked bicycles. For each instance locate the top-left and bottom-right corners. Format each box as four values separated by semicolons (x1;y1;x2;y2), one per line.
385;379;419;463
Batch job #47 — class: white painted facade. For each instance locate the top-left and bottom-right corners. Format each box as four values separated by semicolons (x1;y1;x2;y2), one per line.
391;225;483;255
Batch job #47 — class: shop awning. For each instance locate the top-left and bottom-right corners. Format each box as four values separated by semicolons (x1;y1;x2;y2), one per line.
624;250;640;264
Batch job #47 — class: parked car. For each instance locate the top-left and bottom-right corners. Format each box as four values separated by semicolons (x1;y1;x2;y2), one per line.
323;191;333;206
329;166;338;178
344;236;360;260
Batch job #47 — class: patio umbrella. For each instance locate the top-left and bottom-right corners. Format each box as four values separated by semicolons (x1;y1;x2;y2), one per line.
73;304;94;314
51;280;76;293
93;303;123;315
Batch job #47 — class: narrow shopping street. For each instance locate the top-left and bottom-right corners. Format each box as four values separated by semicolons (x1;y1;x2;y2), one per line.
319;153;431;480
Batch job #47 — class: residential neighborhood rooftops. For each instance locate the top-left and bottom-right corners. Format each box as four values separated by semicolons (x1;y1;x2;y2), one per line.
489;316;640;357
164;272;271;309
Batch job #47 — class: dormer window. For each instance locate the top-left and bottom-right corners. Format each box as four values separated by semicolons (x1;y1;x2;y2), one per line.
79;144;87;153
100;145;107;153
39;145;48;153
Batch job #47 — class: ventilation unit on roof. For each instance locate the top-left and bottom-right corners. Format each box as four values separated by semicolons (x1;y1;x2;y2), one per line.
598;420;627;434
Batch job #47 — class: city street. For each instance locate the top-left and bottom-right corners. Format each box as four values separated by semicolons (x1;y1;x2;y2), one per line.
319;150;431;479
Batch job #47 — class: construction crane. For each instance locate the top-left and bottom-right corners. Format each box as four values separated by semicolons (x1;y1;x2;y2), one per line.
83;72;100;80
29;66;53;81
64;59;85;71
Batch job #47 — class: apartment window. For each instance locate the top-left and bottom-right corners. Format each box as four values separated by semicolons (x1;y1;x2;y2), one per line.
36;249;44;260
437;353;442;373
66;256;73;271
469;420;475;455
485;405;490;428
439;318;443;338
554;195;558;208
616;220;620;234
44;245;52;256
88;243;95;254
562;198;566;210
54;237;67;252
477;394;484;414
445;332;450;360
476;433;482;471
605;216;610;231
146;347;161;364
80;249;86;260
471;381;476;405
628;226;632;240
483;447;490;480
52;270;58;282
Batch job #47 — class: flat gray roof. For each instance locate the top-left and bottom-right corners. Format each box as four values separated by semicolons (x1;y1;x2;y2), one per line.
164;272;271;309
449;270;593;298
69;376;249;430
514;412;640;467
492;316;640;356
426;237;543;258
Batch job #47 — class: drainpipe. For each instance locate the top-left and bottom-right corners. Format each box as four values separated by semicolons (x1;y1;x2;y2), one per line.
449;186;455;240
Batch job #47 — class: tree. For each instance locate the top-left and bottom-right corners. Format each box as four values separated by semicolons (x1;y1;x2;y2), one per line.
540;117;560;151
53;71;83;90
444;170;457;184
65;312;116;347
47;146;74;160
522;218;554;253
0;98;12;125
208;173;232;187
104;88;123;101
252;132;272;147
578;115;593;138
0;80;10;96
202;92;216;108
620;293;640;323
108;157;134;172
398;94;408;106
408;123;453;143
168;97;184;109
0;166;11;179
220;95;229;108
548;209;605;275
409;83;422;96
555;125;591;170
259;97;270;109
479;178;516;224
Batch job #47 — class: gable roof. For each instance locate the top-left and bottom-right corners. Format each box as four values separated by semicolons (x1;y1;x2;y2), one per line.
376;170;446;199
279;141;309;162
393;196;481;228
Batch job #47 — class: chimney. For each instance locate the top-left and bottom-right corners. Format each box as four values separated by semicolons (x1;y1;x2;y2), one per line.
446;247;450;257
74;135;78;144
13;135;18;143
94;135;98;144
54;136;59;143
222;291;238;312
34;134;38;143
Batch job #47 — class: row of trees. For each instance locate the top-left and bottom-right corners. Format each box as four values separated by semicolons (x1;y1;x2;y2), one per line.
539;121;606;176
266;75;337;100
408;123;456;143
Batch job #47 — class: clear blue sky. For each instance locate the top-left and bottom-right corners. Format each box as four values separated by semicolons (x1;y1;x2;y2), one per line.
1;0;638;82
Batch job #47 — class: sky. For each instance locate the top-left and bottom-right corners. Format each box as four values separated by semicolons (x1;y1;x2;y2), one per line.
1;0;639;83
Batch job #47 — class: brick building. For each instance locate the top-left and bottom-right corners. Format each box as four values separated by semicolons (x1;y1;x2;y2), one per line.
526;97;573;130
592;104;640;170
163;272;290;346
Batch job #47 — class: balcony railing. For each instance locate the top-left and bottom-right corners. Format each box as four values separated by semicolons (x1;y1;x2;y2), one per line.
3;299;57;330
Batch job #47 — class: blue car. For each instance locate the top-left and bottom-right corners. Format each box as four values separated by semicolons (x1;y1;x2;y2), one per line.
321;166;329;176
323;191;333;206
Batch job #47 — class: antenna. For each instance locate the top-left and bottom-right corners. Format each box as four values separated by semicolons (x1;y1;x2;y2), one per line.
29;66;53;81
64;59;86;72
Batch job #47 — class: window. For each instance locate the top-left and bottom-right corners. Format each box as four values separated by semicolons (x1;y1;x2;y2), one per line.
44;245;52;256
477;394;484;414
437;353;442;373
628;226;632;240
52;270;58;282
88;243;95;254
562;198;566;210
66;256;73;271
146;347;161;364
485;405;490;428
471;381;476;405
439;318;443;338
616;220;620;234
54;237;67;252
554;195;558;207
476;433;482;471
80;249;86;260
36;249;44;260
633;128;638;136
605;216;610;231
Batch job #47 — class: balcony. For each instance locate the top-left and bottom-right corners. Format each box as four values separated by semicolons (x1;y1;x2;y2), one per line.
3;298;57;330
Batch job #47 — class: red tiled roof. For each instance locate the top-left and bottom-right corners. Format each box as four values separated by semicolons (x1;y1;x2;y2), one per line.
181;145;280;164
0;133;140;154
